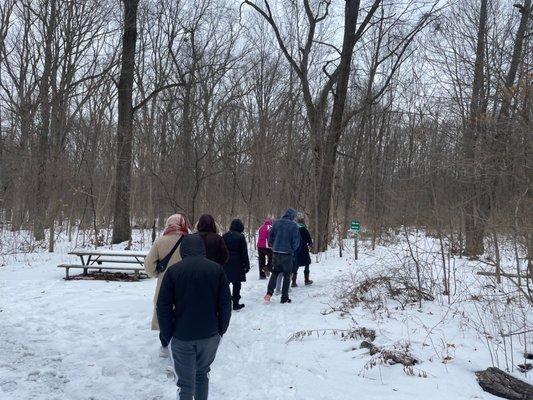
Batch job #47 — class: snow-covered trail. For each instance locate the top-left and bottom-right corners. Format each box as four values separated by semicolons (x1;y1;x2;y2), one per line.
0;252;349;400
0;247;505;400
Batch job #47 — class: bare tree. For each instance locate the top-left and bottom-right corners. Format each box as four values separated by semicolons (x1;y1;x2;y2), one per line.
112;0;139;244
243;0;437;250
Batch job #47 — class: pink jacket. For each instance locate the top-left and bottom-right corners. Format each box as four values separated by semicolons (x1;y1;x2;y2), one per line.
257;219;272;248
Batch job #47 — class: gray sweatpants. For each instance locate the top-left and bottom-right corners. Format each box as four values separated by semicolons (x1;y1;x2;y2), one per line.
267;253;292;302
171;334;221;400
275;274;283;292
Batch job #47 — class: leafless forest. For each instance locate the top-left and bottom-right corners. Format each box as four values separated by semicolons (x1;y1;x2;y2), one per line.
0;0;531;259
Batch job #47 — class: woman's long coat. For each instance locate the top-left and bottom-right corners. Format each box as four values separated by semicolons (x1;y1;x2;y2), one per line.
222;221;250;283
198;231;229;266
144;233;183;330
296;225;312;267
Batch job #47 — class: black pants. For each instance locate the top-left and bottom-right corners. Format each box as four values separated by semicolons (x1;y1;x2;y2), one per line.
300;264;310;274
231;281;241;304
267;253;292;301
160;332;169;348
258;248;272;278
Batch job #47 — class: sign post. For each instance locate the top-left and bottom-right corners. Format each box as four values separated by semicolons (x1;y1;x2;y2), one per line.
350;220;360;260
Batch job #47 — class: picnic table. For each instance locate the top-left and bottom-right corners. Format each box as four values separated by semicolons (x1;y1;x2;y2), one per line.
58;249;149;279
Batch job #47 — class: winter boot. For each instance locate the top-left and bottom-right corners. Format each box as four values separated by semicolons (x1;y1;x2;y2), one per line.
291;273;298;287
304;271;313;285
233;296;245;311
280;298;292;304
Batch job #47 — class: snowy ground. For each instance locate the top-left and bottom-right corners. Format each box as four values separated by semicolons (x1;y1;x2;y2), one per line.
0;231;531;399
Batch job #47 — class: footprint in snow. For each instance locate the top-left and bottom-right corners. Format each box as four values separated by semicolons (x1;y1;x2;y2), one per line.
0;380;18;393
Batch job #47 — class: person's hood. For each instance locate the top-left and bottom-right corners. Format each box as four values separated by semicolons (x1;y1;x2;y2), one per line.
230;219;244;233
282;208;297;221
179;234;206;258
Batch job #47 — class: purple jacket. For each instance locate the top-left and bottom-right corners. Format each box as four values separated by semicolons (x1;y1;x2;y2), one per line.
257;219;272;249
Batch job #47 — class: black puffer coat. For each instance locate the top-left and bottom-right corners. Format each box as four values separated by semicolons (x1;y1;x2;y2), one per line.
222;219;250;283
296;224;312;266
156;234;232;342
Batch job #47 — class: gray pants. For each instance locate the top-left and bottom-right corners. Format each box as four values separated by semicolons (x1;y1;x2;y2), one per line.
267;253;292;301
171;334;221;400
275;274;283;292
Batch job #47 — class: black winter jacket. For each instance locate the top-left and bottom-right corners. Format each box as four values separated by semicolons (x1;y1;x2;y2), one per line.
222;219;250;283
296;224;312;266
157;234;232;342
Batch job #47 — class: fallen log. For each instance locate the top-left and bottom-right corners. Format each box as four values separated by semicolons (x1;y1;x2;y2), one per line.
475;367;533;400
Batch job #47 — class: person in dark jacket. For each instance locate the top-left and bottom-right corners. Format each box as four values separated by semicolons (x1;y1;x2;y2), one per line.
157;234;232;400
197;214;229;266
263;208;300;304
222;219;250;311
295;214;313;286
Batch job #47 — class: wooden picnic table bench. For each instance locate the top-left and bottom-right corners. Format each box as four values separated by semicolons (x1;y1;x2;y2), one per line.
58;249;149;279
58;264;145;279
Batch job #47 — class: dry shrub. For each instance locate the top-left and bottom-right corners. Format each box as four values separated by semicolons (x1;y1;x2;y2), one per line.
67;271;148;282
360;340;418;367
287;327;376;343
339;275;434;312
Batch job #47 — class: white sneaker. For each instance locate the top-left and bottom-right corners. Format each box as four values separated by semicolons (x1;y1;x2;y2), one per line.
159;346;170;358
274;290;281;296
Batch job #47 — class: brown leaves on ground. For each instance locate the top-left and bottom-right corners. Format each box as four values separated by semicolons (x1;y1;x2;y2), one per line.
67;271;148;282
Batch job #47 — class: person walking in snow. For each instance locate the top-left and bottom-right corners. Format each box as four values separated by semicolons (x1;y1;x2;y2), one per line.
222;219;250;310
257;218;273;279
144;213;191;357
196;214;229;266
294;214;313;286
263;208;300;304
157;234;232;400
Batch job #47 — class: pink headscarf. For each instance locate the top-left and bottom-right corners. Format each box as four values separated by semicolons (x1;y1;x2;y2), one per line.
163;213;191;236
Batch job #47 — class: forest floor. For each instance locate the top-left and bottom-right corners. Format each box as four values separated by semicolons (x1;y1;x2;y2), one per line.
0;230;531;400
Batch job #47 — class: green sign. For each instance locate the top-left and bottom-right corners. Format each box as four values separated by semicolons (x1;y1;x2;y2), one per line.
350;220;360;231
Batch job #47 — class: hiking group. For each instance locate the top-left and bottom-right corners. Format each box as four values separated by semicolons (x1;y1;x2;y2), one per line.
144;208;314;400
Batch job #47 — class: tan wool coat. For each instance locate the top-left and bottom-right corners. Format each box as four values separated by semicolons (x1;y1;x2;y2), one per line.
144;233;183;330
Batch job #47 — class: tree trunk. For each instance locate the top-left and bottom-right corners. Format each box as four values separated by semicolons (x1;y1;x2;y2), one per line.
34;0;57;241
464;0;488;256
314;141;336;251
182;83;195;218
498;0;531;121
313;0;362;252
112;0;139;244
482;0;532;244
